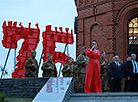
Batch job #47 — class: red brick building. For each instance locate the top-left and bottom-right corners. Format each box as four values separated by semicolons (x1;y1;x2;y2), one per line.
75;0;138;62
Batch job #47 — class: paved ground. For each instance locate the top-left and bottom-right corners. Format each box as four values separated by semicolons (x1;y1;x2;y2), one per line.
69;93;138;102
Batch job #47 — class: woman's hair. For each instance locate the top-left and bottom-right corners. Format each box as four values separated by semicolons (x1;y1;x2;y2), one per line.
91;40;97;43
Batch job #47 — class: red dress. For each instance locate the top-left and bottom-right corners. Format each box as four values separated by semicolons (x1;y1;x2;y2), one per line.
84;49;102;93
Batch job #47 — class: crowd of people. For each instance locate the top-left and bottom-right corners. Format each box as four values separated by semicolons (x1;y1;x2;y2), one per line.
24;40;138;93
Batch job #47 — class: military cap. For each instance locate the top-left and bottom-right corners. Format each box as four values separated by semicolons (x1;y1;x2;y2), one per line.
31;50;36;54
82;46;87;50
48;54;52;58
68;57;72;60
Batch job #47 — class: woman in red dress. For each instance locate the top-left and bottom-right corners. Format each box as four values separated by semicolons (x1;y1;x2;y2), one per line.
84;40;102;93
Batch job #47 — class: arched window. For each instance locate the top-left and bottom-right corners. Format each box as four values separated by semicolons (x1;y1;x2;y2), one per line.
129;17;138;44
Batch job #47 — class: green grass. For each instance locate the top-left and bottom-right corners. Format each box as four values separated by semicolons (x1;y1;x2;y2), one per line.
4;98;33;102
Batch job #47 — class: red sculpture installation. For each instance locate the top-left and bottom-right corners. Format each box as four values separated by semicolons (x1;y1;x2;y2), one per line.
42;25;74;65
2;21;74;78
2;21;40;78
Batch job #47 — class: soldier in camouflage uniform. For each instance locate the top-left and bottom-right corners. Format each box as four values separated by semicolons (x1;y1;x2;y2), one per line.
73;61;79;93
76;46;89;93
62;57;74;77
24;50;39;77
100;51;109;92
41;54;57;77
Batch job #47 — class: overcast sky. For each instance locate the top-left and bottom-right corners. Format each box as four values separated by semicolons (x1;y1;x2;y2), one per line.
0;0;77;78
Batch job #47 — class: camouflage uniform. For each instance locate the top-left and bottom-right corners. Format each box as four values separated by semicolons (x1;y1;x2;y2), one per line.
41;61;57;77
100;58;109;91
73;62;79;93
76;54;89;92
24;57;38;77
62;64;74;77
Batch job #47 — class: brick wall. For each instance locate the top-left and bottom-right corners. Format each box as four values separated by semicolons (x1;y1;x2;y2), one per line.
75;0;138;62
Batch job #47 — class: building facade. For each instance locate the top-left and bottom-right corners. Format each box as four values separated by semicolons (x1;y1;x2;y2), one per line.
75;0;138;62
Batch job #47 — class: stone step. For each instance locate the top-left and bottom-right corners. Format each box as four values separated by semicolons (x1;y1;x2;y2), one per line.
69;93;138;102
0;78;49;98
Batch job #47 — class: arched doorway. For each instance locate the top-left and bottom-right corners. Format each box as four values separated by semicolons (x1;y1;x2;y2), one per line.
128;17;138;61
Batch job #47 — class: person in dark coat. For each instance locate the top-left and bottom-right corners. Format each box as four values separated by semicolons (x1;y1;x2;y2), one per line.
109;55;123;92
122;56;131;92
126;53;138;92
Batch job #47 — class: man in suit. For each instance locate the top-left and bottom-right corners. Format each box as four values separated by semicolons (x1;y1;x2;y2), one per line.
109;55;123;92
122;56;131;92
126;53;138;92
